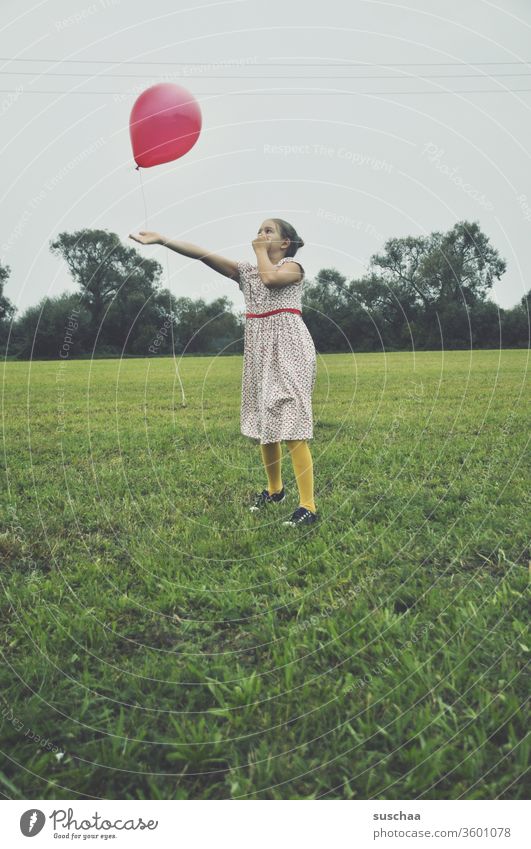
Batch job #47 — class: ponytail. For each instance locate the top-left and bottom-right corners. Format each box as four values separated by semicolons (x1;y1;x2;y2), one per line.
272;218;305;257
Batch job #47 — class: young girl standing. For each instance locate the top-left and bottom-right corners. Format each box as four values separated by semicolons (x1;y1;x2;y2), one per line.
129;218;318;526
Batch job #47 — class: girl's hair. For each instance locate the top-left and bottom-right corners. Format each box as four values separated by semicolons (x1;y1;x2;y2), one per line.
272;218;305;257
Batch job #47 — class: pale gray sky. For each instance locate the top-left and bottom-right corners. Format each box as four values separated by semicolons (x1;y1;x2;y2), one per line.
2;0;531;314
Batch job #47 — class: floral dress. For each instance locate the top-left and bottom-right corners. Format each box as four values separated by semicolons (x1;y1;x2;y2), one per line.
237;256;317;444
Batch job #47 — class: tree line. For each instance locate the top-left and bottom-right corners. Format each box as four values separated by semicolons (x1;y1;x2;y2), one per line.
0;220;528;360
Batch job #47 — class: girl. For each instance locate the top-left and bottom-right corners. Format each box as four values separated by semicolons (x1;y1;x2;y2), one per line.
129;218;318;526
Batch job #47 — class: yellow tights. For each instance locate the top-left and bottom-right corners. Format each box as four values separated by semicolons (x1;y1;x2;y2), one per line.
260;440;316;513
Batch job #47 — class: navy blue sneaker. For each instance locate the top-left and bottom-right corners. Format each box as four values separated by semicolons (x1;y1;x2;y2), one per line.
282;506;318;526
249;487;286;512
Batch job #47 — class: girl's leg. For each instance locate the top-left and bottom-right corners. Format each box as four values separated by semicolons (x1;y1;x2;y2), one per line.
286;439;316;513
260;442;283;494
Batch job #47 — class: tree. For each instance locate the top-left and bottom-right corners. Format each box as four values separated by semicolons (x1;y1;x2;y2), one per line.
501;288;530;348
102;285;172;356
301;269;420;352
10;293;91;359
0;261;16;354
369;234;435;307
349;273;420;350
422;221;506;305
49;229;163;333
171;296;243;354
369;221;506;308
469;300;502;349
302;269;354;352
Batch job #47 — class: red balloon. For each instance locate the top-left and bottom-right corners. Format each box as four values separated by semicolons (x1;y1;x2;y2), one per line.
129;83;201;168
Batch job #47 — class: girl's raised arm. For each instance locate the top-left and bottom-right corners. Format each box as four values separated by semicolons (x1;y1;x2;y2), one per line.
128;231;239;281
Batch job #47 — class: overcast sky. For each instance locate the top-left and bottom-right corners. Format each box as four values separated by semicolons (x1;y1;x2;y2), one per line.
2;0;531;314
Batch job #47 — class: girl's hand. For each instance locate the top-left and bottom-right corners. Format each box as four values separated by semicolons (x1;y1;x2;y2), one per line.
129;231;161;245
252;233;269;252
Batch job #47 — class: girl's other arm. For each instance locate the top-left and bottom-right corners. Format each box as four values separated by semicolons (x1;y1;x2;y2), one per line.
252;234;303;288
129;231;239;281
258;262;303;288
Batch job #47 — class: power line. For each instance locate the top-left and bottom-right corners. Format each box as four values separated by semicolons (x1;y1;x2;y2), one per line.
4;71;531;79
2;88;531;95
1;57;531;66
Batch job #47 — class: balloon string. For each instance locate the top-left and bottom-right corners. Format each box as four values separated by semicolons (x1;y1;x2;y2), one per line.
137;166;149;230
136;166;186;408
165;250;187;408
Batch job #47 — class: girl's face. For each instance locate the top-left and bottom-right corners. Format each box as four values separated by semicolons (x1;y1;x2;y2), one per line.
256;219;287;253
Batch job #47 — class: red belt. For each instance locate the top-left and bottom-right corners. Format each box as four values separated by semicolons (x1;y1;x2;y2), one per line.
245;308;302;318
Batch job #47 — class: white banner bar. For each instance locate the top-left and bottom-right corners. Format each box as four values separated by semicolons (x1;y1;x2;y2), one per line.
2;799;528;848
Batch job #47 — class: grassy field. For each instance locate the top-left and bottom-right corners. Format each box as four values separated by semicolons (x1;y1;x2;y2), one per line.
0;349;529;800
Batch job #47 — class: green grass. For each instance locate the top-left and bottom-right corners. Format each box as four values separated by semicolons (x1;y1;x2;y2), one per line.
0;349;529;799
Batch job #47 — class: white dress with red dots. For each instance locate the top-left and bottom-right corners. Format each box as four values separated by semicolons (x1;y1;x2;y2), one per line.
237;256;317;444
